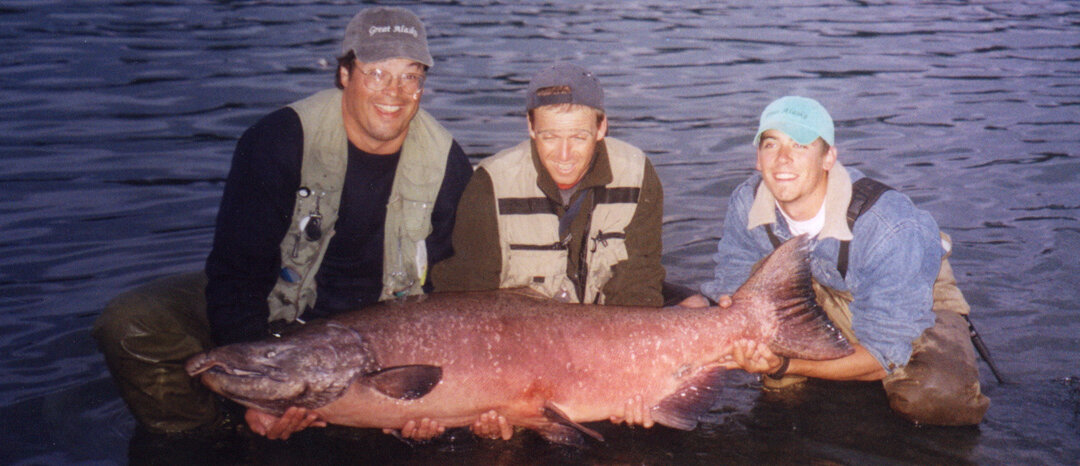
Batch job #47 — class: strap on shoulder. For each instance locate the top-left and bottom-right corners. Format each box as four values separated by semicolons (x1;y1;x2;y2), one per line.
837;177;894;279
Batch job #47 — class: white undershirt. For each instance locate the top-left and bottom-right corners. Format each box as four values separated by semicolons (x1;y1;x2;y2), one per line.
777;201;826;238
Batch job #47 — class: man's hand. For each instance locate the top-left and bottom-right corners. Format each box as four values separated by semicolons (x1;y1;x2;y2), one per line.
677;294;710;308
609;394;654;428
383;418;445;440
471;410;513;440
719;339;785;374
245;407;325;440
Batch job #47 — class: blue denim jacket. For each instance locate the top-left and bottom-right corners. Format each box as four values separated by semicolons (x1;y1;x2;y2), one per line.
701;165;942;371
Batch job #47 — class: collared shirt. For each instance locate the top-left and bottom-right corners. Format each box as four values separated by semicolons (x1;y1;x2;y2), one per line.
777;200;826;237
701;163;942;371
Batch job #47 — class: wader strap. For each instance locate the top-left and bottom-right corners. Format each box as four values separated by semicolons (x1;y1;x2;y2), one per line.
838;177;894;279
764;224;782;249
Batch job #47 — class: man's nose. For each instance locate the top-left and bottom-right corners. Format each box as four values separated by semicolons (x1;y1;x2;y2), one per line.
557;140;573;160
381;76;400;96
777;144;793;162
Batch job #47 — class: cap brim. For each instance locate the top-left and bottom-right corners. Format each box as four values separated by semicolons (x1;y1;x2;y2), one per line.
754;120;822;146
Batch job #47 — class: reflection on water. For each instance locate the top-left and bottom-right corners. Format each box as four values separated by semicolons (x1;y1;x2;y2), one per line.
1;0;1078;464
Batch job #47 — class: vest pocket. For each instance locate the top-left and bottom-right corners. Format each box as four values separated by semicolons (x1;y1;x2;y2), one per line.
585;233;629;303
505;248;570;298
399;198;435;240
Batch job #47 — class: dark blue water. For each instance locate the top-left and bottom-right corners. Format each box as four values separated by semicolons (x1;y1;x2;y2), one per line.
2;1;1078;464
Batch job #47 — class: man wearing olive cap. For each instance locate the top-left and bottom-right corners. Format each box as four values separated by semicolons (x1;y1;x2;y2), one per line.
94;6;472;440
683;96;989;426
433;62;666;308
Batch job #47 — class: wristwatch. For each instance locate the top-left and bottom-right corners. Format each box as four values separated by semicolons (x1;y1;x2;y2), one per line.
766;356;790;380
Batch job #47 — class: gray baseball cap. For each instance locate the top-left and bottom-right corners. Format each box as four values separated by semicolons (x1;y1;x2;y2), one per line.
526;63;604;112
341;7;433;68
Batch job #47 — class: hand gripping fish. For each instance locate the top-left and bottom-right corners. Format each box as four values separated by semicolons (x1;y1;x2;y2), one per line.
186;235;852;444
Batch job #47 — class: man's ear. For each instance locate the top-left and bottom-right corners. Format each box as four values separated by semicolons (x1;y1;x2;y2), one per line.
822;144;837;171
339;65;351;89
596;114;608;141
527;114;537;140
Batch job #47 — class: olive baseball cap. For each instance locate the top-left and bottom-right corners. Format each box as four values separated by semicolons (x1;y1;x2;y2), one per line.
342;7;433;68
753;96;835;147
526;63;604;112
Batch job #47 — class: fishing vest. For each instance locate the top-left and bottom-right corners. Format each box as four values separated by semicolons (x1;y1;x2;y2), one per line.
478;137;646;304
266;88;452;324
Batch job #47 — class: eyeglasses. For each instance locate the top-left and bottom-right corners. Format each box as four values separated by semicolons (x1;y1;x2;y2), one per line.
356;67;426;96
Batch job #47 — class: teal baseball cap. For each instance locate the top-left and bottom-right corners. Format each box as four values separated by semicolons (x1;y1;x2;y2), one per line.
753;96;834;147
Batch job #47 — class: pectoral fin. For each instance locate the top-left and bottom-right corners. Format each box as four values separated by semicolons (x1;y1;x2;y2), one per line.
365;365;442;400
539;401;604;444
652;367;726;430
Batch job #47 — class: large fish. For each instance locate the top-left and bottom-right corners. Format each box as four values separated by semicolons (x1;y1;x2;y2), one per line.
186;235;851;444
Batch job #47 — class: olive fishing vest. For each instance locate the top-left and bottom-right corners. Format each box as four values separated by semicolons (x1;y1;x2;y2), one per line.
267;88;452;324
478;137;646;304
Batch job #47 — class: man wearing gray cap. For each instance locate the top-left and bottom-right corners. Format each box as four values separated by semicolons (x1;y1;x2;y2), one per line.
433;62;665;313
93;6;472;441
683;96;988;426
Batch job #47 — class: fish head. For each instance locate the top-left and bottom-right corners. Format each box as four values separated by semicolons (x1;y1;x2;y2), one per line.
185;322;377;415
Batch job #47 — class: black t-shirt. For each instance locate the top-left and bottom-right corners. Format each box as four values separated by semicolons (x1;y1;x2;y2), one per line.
204;106;472;345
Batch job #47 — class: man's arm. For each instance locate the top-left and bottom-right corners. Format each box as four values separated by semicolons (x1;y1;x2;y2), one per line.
429;168;503;291
205;108;301;346
725;338;887;381
843;205;941;371
203;109;332;439
600;159;665;306
700;177;768;302
423;141;474;283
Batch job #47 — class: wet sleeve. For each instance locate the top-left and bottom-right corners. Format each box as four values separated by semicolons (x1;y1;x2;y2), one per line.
204;108;301;345
601;159;665;307
423;140;474;291
847;198;941;371
700;178;767;301
429;168;504;291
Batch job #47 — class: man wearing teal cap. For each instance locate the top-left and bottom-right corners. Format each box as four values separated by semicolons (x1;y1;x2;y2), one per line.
683;96;989;425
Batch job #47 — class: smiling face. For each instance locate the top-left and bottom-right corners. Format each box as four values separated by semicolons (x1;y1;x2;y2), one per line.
755;129;837;220
528;105;607;187
339;58;425;154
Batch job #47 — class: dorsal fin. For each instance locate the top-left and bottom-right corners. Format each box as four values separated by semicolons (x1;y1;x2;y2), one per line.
732;235;854;360
364;365;442;400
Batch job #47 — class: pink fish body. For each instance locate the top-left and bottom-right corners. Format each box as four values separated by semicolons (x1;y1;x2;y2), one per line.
187;236;851;443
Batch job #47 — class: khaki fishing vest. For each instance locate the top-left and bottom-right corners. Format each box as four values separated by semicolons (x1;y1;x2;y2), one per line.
266;89;452;323
478;137;646;304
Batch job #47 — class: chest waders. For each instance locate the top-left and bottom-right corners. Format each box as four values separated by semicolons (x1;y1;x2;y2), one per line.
268;89;451;326
762;177;991;425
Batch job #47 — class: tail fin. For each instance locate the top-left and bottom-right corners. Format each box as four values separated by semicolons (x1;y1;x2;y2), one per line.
732;235;853;360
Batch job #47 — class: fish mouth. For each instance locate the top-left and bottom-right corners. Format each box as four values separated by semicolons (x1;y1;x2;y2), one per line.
186;357;275;380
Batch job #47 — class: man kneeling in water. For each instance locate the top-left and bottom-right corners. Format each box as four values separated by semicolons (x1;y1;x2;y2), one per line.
682;96;989;426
